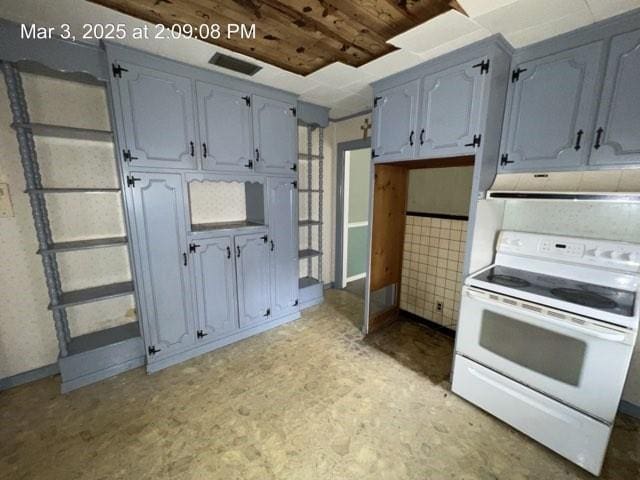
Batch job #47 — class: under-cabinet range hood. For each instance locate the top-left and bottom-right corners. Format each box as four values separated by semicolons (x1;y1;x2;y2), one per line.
487;169;640;201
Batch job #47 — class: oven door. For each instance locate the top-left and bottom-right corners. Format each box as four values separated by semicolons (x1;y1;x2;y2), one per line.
456;287;636;423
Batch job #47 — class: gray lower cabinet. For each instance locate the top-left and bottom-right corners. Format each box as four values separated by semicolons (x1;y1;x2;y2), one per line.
190;235;239;341
113;62;197;169
196;81;254;172
500;42;604;171
372;80;420;162
590;28;640;166
253;95;297;174
235;232;272;327
129;172;196;360
268;177;299;317
418;58;488;158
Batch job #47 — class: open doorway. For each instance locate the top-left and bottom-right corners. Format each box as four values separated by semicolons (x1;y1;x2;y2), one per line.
365;157;475;335
335;138;371;299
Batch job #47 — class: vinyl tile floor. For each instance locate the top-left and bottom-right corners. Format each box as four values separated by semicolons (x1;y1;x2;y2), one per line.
1;289;639;479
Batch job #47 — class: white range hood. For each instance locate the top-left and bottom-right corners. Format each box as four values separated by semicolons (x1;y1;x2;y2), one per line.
487;169;640;201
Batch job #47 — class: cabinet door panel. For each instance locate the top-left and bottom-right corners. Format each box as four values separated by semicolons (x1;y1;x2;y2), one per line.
268;177;299;317
253;96;297;174
235;232;271;327
116;63;197;169
500;42;604;171
129;172;195;359
372;80;419;162
418;59;487;158
197;82;254;172
591;29;640;166
192;236;238;340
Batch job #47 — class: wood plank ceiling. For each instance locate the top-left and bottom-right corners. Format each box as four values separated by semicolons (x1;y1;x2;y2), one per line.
88;0;467;75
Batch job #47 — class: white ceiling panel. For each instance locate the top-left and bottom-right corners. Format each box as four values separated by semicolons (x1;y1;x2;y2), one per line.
388;11;486;54
418;29;493;63
506;9;594;47
299;85;353;105
359;50;426;80
584;0;640;21
458;0;519;18
474;0;586;35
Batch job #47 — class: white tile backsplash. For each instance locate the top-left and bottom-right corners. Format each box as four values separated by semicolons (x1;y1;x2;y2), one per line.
400;215;467;330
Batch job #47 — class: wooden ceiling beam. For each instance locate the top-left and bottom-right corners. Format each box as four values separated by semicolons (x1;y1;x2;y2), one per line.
88;0;462;75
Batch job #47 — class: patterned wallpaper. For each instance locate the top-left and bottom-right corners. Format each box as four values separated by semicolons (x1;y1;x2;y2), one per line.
400;215;467;330
188;181;247;225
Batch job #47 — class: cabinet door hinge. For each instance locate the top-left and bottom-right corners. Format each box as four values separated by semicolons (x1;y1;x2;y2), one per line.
511;67;527;83
290;164;297;172
244;159;254;169
197;330;208;339
500;154;514;166
126;175;141;187
148;345;161;355
371;149;379;159
242;95;251;106
260;235;268;243
290;107;297;117
373;96;382;107
189;243;200;253
294;299;299;307
291;180;298;189
112;63;128;78
464;134;482;148
264;308;271;317
122;149;138;163
472;59;490;75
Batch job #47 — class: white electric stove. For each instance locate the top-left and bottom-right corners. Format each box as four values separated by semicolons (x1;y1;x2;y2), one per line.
452;231;640;476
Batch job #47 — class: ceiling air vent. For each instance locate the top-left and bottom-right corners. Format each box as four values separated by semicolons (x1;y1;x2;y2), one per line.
208;53;262;76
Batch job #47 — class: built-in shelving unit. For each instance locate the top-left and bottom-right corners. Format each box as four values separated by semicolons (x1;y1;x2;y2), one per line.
297;123;324;308
299;248;321;259
28;187;121;193
2;62;143;393
38;236;128;254
191;220;264;233
50;281;135;309
12;122;114;142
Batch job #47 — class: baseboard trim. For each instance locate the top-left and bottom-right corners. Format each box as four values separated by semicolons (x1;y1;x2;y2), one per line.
619;400;640;419
0;363;59;391
399;309;456;338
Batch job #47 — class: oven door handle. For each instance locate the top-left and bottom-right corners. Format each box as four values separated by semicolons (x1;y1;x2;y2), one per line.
465;288;631;343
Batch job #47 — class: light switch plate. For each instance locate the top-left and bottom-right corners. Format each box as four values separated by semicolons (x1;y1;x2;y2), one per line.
0;183;15;218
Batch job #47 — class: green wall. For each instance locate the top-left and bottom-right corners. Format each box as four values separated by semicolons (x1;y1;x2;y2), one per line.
346;148;370;278
407;166;473;216
347;148;370;223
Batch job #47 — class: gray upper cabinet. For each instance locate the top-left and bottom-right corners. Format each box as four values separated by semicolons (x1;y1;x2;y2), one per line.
268;177;299;318
190;235;238;341
500;42;604;171
253;96;297;175
372;80;420;162
115;63;197;169
590;28;640;166
418;59;488;158
196;82;254;172
235;232;271;327
129;172;195;360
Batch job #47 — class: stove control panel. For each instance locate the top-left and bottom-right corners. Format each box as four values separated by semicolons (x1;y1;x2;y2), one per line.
498;231;640;272
539;240;584;257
